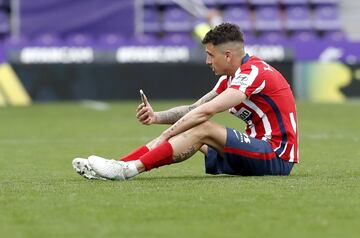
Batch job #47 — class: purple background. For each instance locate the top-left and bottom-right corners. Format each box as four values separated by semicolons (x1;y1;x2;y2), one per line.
0;42;4;63
20;0;135;37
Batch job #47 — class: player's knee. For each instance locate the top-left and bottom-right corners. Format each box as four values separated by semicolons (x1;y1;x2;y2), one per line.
190;121;214;139
181;121;217;142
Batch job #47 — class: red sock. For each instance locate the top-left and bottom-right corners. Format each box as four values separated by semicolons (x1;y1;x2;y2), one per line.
120;145;149;162
139;141;173;171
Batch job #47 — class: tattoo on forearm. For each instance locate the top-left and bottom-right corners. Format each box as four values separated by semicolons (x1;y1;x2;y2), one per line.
173;145;197;163
156;91;218;124
157;106;190;124
170;117;185;133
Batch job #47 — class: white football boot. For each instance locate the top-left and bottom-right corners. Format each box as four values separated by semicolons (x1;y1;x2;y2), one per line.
72;157;106;180
88;155;128;180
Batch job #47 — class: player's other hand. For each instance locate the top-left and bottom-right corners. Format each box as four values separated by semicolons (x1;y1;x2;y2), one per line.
136;94;155;125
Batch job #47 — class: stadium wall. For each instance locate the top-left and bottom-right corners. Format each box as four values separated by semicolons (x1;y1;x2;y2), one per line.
10;62;294;101
4;59;360;104
7;60;360;103
2;41;360;103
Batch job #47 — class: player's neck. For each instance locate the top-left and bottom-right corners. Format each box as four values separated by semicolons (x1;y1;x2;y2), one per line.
229;53;246;77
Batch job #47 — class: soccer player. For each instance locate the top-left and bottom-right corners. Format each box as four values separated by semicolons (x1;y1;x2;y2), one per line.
72;23;299;180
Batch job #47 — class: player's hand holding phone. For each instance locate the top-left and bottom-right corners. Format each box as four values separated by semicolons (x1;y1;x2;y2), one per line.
136;90;156;125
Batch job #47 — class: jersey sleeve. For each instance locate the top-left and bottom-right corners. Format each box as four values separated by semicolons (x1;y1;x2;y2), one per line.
213;75;229;94
229;64;265;97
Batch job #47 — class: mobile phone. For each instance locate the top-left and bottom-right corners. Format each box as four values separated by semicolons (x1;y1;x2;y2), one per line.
139;89;146;105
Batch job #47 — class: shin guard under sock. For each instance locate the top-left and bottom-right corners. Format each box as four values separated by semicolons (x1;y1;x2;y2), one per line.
120;145;149;162
139;142;173;171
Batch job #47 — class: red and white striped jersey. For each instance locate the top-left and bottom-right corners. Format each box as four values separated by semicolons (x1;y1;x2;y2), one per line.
213;55;299;163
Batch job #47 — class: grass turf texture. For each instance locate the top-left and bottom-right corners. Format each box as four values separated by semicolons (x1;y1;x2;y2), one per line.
0;101;359;238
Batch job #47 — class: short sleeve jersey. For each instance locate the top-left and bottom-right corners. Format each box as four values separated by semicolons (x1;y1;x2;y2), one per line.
213;55;299;163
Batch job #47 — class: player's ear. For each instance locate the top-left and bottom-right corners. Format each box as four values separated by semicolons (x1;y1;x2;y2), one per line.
225;50;232;62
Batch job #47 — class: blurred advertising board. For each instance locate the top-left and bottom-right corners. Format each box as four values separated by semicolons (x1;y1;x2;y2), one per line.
5;44;293;64
295;62;360;102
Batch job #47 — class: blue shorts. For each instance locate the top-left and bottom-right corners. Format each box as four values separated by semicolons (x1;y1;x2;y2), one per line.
205;128;293;176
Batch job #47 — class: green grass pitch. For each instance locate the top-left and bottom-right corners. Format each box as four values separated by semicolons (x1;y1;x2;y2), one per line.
0;100;359;238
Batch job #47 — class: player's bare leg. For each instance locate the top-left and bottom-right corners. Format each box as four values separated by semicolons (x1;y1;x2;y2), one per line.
199;145;208;156
134;121;226;172
88;121;227;180
171;120;226;161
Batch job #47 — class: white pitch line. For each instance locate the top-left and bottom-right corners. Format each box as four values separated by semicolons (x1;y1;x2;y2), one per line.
304;133;359;142
79;100;109;111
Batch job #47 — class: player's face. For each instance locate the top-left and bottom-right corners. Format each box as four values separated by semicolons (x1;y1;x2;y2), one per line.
205;43;230;76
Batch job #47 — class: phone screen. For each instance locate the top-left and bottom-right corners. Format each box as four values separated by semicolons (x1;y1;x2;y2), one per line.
140;89;146;105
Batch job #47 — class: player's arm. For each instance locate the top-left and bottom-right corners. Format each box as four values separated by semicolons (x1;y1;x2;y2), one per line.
154;90;218;124
136;90;218;125
160;88;246;140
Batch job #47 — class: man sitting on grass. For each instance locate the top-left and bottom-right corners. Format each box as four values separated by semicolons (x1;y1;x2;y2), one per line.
72;23;299;180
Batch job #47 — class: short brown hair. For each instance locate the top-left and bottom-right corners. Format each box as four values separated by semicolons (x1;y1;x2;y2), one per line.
201;23;244;45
